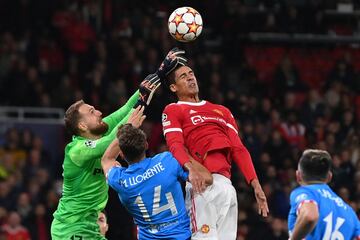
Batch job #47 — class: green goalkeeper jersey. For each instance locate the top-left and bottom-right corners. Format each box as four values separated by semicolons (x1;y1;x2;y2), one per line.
53;91;139;223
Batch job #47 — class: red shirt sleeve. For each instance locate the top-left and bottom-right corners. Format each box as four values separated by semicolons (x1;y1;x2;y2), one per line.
223;107;257;184
162;104;190;166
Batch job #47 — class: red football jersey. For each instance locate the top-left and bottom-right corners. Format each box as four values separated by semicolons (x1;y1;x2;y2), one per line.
162;100;257;182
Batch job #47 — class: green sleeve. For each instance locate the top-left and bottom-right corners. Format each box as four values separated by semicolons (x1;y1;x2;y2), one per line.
69;112;131;167
103;90;139;132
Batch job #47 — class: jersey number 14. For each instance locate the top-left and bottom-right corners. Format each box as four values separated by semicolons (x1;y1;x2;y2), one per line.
135;185;178;221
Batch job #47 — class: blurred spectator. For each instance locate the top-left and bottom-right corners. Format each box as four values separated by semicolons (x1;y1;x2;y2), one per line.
338;109;356;142
16;193;32;225
326;59;355;91
263;13;278;32
263;130;291;168
52;75;76;108
27;204;50;240
0;129;26;166
0;181;13;210
1;211;30;240
20;129;34;153
0;207;7;226
61;12;96;54
242;121;262;164
300;89;325;129
24;149;45;179
257;98;272;124
268;217;288;240
347;134;360;167
273;56;307;95
279;5;303;33
278;110;306;149
331;154;350;190
106;78;128;109
247;215;288;239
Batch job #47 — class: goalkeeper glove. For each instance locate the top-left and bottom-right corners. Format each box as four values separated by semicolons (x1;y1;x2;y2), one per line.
134;73;161;108
156;47;188;79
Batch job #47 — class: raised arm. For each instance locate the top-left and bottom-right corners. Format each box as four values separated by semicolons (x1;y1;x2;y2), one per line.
101;139;122;176
103;90;140;132
104;74;160;132
223;106;269;217
102;106;146;175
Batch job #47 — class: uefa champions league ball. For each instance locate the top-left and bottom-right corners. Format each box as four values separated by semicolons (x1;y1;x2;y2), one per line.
168;7;203;42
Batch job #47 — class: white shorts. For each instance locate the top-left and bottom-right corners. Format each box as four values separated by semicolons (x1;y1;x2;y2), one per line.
185;174;238;240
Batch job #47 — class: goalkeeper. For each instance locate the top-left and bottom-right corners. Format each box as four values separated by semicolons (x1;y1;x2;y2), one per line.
51;73;162;240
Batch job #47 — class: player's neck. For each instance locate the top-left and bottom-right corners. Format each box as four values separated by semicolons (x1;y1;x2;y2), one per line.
178;95;200;103
302;180;326;185
80;132;102;140
128;153;146;165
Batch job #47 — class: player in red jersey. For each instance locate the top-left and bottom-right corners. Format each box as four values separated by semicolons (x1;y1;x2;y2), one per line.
160;52;269;239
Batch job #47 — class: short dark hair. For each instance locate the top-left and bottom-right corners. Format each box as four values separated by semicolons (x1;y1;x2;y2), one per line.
166;69;177;86
165;66;182;100
165;64;187;88
100;210;107;218
64;100;84;136
299;149;332;182
117;124;146;163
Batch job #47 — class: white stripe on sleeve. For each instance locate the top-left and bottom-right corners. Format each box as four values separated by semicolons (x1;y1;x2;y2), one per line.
226;123;238;134
163;128;183;135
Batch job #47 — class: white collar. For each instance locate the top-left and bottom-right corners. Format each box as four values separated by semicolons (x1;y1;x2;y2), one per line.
177;100;206;106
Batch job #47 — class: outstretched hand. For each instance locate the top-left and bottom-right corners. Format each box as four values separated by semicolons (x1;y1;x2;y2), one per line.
127;106;146;128
134;73;161;108
157;47;188;79
188;168;207;194
184;161;208;194
251;179;269;217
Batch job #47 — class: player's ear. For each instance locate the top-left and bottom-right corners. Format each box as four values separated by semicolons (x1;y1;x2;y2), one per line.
326;171;332;183
144;142;149;150
105;222;109;234
118;149;125;159
295;170;302;184
78;121;87;132
169;84;177;93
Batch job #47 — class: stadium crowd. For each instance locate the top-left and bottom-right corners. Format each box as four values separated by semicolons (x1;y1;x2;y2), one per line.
0;0;359;239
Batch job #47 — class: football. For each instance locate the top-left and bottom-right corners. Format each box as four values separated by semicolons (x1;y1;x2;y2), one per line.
168;7;203;42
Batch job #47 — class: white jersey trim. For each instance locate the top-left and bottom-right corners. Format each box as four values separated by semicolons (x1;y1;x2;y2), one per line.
177;100;206;106
226;123;238;134
106;165;123;183
296;199;318;215
106;166;116;183
163;128;183;135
